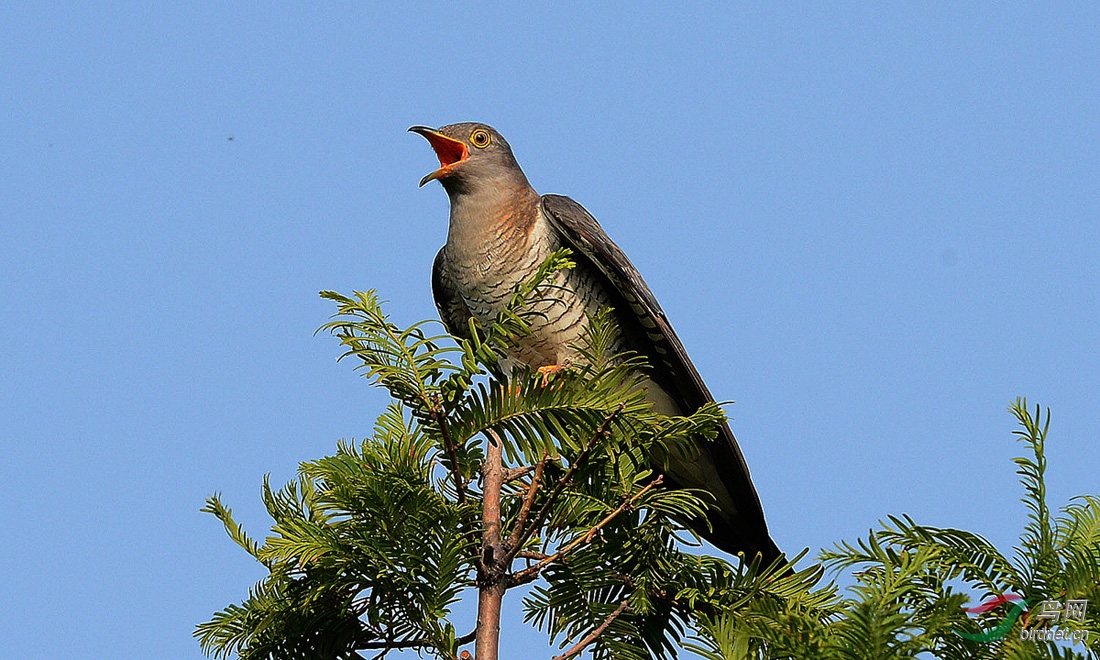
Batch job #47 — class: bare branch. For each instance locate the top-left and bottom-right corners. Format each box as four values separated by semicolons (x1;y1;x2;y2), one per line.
506;455;548;547
550;599;631;660
512;475;663;586
502;464;537;482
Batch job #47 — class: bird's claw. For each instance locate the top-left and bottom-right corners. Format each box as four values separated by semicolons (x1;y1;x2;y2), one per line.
536;359;572;387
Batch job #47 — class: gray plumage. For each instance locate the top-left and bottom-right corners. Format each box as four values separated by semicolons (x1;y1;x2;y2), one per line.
411;122;782;564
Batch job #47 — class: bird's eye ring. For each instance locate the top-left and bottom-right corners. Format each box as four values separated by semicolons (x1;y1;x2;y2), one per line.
470;129;491;148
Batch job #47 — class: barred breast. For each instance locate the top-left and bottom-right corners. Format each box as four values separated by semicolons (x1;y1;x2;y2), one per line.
448;206;619;374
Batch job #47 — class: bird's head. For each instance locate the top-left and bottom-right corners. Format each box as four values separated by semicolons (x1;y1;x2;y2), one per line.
409;122;530;196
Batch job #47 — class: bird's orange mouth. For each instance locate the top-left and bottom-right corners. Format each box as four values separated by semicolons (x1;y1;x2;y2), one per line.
409;126;468;186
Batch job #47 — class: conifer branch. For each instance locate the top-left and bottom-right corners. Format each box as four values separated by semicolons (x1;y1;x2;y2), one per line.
512;475;663;586
356;629;477;652
549;599;631;660
503;403;625;565
429;395;467;507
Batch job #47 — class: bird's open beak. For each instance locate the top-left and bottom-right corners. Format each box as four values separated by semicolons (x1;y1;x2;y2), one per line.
408;126;468;187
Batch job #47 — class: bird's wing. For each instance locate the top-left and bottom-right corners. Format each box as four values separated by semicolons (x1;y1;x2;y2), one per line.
541;194;781;562
431;246;474;342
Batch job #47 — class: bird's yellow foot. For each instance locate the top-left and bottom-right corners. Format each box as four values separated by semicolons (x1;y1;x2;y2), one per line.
536;359;572;387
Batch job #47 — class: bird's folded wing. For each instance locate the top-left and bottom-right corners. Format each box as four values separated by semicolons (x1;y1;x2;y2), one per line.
540;193;722;418
541;194;779;560
431;246;474;342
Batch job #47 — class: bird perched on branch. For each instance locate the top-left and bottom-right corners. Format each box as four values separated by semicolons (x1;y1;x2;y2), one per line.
411;122;782;565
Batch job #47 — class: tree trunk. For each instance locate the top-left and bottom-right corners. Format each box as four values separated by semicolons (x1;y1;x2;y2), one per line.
475;432;505;660
475;582;505;660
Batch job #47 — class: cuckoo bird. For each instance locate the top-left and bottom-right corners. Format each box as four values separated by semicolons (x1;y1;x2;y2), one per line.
411;122;782;565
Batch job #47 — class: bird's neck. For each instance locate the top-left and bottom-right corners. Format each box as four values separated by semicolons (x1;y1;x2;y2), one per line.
445;181;542;262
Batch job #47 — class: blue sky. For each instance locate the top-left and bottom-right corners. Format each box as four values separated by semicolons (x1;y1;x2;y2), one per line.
2;4;1097;658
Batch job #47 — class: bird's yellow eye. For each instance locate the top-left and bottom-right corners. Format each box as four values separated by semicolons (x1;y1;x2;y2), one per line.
470;129;491;148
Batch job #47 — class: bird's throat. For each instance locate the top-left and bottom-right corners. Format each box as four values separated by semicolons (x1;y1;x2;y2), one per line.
445;184;541;264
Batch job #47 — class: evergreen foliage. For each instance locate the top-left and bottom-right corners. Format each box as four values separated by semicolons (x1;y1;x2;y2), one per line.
687;401;1100;660
197;253;1099;659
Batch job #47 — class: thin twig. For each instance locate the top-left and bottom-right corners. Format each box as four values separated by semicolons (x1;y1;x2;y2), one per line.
355;628;477;652
503;403;625;565
550;599;631;660
430;398;484;564
512;475;663;585
431;400;467;507
507;455;548;546
502;464;538;482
